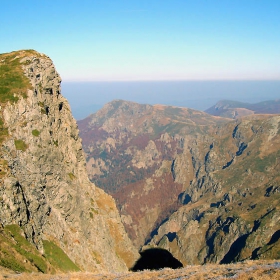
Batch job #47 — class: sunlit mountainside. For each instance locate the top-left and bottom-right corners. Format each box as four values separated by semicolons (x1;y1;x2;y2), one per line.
79;99;280;265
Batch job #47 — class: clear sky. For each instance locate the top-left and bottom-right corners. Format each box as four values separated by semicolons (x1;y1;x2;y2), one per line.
1;0;280;82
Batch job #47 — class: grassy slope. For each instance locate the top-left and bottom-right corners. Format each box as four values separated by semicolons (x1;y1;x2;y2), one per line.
0;50;34;144
0;225;79;273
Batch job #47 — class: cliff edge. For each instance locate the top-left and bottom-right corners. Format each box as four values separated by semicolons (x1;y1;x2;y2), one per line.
0;50;138;273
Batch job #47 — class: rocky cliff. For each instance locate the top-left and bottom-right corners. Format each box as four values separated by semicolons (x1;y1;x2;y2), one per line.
79;100;280;265
0;50;138;273
149;115;280;264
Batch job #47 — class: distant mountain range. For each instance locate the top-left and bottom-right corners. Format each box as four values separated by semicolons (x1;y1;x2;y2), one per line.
78;99;280;266
205;99;280;119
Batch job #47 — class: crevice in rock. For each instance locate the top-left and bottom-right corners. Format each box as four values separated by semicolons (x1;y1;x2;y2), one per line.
232;124;239;138
59;102;63;111
15;181;30;222
236;142;247;156
171;159;175;180
179;193;191;205
265;185;279;197
48;88;53;95
45;106;49;115
222;158;234;169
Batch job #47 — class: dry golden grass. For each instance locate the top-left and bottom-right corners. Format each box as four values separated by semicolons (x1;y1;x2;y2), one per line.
1;260;279;280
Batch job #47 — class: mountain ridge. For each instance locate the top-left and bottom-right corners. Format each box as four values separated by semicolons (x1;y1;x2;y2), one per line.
205;99;280;118
79;99;280;265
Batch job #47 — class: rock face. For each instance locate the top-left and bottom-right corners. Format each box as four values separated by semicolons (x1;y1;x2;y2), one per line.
0;50;138;273
79;100;280;264
149;115;280;265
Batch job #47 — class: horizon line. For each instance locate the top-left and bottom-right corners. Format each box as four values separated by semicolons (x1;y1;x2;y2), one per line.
62;78;280;83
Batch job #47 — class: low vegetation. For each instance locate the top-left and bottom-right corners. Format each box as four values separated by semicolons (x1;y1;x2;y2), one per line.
0;51;33;104
0;225;48;273
0;260;279;279
0;50;34;145
42;240;80;272
32;129;40;137
14;139;28;151
0;225;80;274
68;172;75;180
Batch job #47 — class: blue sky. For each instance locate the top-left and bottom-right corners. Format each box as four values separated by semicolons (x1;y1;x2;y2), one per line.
1;0;280;81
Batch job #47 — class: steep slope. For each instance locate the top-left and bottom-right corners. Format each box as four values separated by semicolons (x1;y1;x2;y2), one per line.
0;50;138;273
149;114;280;264
79;100;280;265
78;100;229;247
205;99;280;118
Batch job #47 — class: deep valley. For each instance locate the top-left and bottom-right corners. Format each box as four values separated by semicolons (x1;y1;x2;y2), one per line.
0;49;279;278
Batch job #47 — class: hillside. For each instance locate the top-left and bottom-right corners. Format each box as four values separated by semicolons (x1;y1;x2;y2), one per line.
79;100;280;265
78;100;228;248
0;50;138;273
205;99;280;118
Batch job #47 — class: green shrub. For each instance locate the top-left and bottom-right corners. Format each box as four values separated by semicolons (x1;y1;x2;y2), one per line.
68;173;75;180
32;129;40;136
14;139;28;151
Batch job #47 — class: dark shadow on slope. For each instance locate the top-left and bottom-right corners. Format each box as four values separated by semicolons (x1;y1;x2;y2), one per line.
251;247;261;259
131;248;183;271
267;230;280;245
220;233;250;264
166;232;177;242
220;219;262;264
236;142;247;156
222;158;234;169
178;193;191;204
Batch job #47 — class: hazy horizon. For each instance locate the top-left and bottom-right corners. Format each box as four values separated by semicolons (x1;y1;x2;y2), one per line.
62;80;280;120
2;1;279;120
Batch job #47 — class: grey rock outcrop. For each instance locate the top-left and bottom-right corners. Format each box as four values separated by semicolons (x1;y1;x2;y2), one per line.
0;50;138;272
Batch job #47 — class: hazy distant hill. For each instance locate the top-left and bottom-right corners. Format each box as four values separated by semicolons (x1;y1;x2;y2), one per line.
78;99;280;266
205;99;280;118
